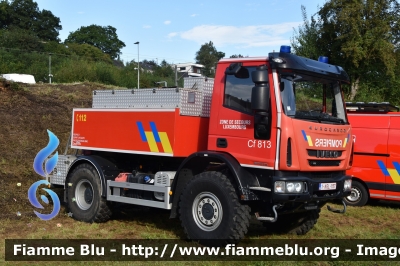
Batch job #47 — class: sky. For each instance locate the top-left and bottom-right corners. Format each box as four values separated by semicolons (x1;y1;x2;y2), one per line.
34;0;325;64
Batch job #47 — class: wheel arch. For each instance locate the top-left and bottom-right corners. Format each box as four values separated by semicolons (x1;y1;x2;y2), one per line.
344;177;370;206
66;155;120;198
169;151;260;218
351;177;370;198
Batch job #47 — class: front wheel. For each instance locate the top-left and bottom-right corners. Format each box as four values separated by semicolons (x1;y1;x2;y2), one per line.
344;180;368;206
67;163;112;223
179;171;250;246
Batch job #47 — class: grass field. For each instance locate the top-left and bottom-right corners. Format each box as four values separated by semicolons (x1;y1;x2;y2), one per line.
1;200;400;265
1;80;400;265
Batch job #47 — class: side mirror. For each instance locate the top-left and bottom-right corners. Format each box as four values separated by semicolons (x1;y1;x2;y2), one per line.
225;63;242;75
225;63;249;79
251;65;270;112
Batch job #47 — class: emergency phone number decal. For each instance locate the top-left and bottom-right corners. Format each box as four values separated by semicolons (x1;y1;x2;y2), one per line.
76;114;87;122
220;119;251;130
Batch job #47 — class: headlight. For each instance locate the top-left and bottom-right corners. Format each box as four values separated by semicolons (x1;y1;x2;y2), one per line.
274;181;285;193
344;179;352;191
295;183;302;192
275;181;305;194
286;183;295;192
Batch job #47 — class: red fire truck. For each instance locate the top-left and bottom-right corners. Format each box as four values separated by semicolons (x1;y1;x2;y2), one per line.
344;102;400;206
49;46;353;245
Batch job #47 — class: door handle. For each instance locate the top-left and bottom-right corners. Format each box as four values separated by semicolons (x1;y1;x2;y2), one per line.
217;138;227;148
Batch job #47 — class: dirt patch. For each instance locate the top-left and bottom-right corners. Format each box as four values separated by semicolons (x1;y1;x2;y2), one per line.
0;80;113;216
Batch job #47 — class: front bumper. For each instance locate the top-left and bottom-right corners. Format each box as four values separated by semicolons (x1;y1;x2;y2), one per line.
271;172;352;203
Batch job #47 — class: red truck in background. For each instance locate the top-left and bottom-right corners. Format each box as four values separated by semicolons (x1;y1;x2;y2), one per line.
344;102;400;206
49;46;353;245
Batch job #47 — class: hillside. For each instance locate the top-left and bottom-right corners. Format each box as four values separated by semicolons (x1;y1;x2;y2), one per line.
0;79;113;217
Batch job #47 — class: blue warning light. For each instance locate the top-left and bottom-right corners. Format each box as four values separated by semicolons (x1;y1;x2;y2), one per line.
318;56;329;63
280;45;291;53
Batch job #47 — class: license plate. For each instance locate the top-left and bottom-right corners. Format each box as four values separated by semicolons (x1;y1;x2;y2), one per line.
319;182;336;190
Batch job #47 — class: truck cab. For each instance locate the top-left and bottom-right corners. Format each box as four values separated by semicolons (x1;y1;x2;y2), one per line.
50;45;353;245
207;47;352;205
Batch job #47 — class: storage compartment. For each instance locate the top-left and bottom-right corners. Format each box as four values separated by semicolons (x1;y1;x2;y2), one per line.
118;172;154;200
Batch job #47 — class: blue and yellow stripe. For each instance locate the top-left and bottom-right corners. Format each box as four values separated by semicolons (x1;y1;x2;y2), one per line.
137;121;173;154
378;160;400;184
301;130;313;146
343;134;350;148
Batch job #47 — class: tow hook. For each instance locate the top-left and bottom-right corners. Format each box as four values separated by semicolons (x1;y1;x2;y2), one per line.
327;200;347;214
255;204;280;223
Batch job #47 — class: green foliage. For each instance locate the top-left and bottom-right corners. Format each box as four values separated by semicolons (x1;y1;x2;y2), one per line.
229;54;244;58
195;41;225;77
0;1;184;89
0;0;61;41
65;24;126;59
291;6;321;60
66;43;112;64
94;62;117;85
0;28;44;51
0;42;181;88
154;60;175;79
54;59;96;83
43;41;70;55
292;1;400;104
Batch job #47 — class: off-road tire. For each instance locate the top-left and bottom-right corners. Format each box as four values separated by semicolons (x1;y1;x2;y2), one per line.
264;209;320;235
344;180;369;207
179;171;250;246
67;163;112;223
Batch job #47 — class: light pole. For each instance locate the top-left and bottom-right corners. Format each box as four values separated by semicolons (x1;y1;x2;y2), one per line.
48;53;53;84
134;41;140;89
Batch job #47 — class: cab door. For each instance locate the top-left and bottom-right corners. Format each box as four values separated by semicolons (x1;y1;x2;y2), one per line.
208;62;277;170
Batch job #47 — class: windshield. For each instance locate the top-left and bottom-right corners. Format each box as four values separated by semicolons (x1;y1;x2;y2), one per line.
279;75;347;124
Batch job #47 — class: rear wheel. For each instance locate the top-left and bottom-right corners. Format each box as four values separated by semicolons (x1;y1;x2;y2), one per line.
67;163;112;222
179;171;250;246
264;209;320;235
344;180;368;206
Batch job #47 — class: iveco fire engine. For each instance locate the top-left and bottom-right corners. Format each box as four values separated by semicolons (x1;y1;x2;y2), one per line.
49;46;353;245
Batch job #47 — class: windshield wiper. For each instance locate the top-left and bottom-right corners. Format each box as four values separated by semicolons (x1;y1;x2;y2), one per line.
318;112;346;124
294;111;345;124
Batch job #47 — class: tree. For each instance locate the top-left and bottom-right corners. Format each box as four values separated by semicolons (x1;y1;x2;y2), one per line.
66;43;112;64
195;41;225;77
291;6;322;60
0;0;62;42
154;59;174;79
0;1;10;29
0;28;43;51
292;1;400;101
65;25;126;59
230;54;244;58
141;59;158;71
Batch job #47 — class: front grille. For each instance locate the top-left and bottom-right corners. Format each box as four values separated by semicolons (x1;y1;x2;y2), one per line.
307;150;342;158
308;160;341;167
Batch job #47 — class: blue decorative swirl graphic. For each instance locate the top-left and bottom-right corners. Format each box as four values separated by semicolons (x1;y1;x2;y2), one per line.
33;130;59;177
28;180;60;220
29;130;61;220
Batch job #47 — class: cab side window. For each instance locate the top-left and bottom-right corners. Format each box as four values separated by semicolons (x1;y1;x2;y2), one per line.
224;66;256;114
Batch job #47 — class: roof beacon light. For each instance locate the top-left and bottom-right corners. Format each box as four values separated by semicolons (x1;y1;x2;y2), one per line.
280;45;291;53
318;56;329;64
